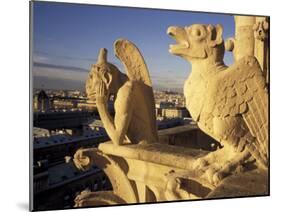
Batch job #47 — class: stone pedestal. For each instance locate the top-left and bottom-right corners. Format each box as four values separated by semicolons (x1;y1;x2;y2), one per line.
98;142;212;203
74;142;268;206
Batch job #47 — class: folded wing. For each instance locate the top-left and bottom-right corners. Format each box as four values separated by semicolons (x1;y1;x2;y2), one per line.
213;56;268;166
114;39;152;87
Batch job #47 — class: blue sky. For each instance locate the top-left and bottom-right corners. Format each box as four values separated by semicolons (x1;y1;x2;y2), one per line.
32;1;235;91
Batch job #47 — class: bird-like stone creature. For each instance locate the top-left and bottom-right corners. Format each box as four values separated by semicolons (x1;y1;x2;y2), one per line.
167;24;268;185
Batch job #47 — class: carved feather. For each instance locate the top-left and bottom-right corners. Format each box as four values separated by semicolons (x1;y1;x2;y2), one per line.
213;56;268;167
114;39;152;87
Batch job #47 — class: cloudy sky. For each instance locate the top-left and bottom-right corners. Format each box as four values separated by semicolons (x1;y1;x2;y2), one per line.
32;2;235;92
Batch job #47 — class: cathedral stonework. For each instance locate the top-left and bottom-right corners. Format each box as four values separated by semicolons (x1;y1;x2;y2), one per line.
72;15;269;206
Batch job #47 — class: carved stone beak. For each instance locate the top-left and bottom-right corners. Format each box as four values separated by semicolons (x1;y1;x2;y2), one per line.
167;26;189;54
167;26;188;43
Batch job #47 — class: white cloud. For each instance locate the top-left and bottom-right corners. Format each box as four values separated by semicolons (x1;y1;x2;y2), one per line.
33;54;50;63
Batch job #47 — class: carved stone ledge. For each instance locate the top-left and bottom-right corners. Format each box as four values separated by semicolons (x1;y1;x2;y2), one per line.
98;142;209;171
98;142;215;201
97;142;268;202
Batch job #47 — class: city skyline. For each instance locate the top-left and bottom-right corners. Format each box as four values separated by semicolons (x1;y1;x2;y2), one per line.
32;2;235;91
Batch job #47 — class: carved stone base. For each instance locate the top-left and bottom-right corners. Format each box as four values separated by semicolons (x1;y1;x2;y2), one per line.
97;142;214;202
74;142;268;207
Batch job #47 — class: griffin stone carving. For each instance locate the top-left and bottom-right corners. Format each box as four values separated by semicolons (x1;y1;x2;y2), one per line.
167;24;268;185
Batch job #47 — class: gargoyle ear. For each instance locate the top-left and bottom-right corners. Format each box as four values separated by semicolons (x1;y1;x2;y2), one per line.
207;24;223;47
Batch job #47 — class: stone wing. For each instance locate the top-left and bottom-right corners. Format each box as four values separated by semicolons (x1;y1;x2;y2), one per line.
114;39;152;87
213;56;268;165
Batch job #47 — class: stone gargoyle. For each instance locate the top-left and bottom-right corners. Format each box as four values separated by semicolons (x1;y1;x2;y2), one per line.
167;24;268;185
85;39;158;146
73;39;159;206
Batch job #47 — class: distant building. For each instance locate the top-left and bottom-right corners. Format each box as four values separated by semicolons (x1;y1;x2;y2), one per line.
77;100;96;111
34;162;111;210
155;100;190;119
33;125;111;210
34;90;51;112
157;118;183;130
161;107;190;119
156;101;175;109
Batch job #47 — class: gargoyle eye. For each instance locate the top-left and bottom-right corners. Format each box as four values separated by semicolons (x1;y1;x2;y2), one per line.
191;28;201;37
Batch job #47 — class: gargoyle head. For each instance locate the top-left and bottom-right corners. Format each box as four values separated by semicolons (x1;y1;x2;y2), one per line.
86;48;120;100
167;24;224;63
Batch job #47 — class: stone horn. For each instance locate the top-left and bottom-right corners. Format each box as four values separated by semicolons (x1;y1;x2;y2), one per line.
97;48;108;64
